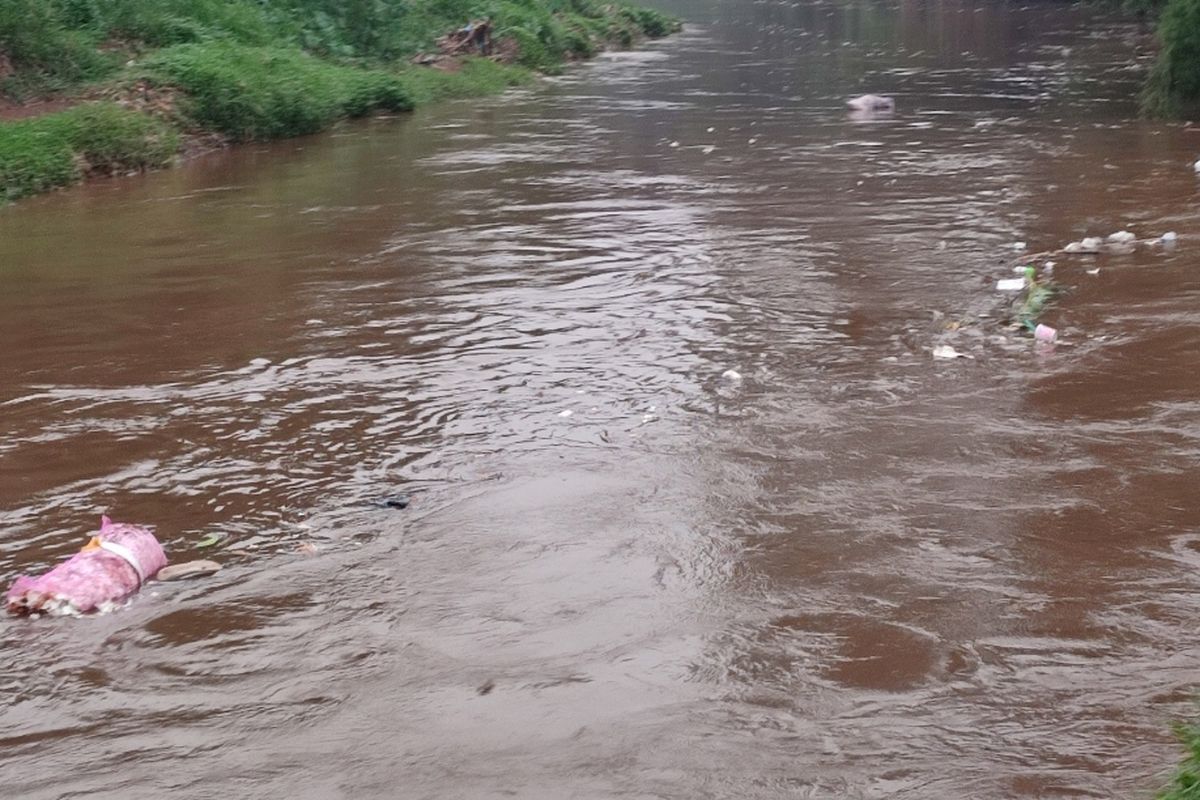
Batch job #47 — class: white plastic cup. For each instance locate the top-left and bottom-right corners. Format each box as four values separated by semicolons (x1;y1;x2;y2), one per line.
1034;324;1057;343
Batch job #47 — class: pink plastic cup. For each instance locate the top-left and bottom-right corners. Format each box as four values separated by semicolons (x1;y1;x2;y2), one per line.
1034;324;1058;343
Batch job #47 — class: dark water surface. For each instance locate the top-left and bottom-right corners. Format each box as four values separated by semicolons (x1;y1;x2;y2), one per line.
4;1;1200;797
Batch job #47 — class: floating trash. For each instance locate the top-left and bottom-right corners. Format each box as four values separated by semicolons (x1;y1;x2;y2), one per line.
6;516;168;616
1107;230;1136;244
996;278;1026;292
1017;266;1056;328
1012;242;1027;251
558;409;574;418
196;533;223;548
1063;237;1103;254
1086;268;1101;276
721;369;743;382
1034;324;1058;343
846;94;895;112
157;560;222;582
375;494;410;510
932;345;969;359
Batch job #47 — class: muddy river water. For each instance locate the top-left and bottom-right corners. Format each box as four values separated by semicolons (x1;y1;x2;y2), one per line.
3;0;1200;797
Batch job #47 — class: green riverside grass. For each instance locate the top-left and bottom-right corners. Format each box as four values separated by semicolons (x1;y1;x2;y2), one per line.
1160;719;1200;800
140;43;413;140
0;0;679;203
0;102;177;203
1143;0;1200;115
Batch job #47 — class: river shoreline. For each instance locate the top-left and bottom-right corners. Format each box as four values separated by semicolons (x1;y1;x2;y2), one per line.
0;2;679;206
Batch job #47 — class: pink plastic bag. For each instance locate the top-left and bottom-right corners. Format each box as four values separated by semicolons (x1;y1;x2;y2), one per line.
6;516;168;616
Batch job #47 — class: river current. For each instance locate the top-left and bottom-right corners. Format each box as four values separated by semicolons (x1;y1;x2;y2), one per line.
3;1;1200;797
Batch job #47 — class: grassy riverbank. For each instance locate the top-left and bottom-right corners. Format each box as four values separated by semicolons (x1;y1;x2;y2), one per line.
1142;0;1200;115
0;0;678;203
1159;718;1200;799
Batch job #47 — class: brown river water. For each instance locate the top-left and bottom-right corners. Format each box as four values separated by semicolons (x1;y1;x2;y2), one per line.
3;1;1200;797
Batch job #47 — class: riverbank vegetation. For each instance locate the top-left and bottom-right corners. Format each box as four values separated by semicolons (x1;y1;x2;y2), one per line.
1159;716;1200;800
0;102;176;203
0;0;678;202
1142;0;1200;115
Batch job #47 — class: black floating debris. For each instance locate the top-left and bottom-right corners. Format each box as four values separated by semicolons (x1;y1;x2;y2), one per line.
477;679;496;696
373;494;411;510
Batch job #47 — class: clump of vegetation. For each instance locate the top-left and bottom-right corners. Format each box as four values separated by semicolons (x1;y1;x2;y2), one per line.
1143;0;1200;115
0;0;118;98
1159;717;1200;800
140;42;412;140
396;57;533;105
0;102;177;202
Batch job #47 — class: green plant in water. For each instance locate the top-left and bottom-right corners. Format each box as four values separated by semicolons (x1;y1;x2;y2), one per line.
1016;265;1057;331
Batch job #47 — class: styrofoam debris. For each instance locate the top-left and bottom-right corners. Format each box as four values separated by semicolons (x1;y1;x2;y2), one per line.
932;345;970;360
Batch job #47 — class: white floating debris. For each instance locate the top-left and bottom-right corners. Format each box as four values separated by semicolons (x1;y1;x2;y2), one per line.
706;126;715;133
1193;158;1200;173
641;414;657;424
249;358;271;367
1034;324;1058;343
558;409;574;418
669;141;680;148
1043;260;1056;274
1107;230;1136;243
747;138;758;145
932;345;969;360
1064;237;1102;254
721;369;743;382
702;145;716;155
846;94;895;112
996;278;1026;292
1012;242;1027;251
1086;268;1101;276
